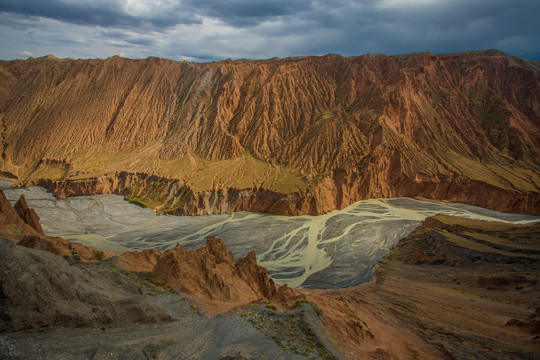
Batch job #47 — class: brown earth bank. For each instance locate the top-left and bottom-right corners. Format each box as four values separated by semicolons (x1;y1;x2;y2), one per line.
1;50;540;216
300;215;540;359
30;170;540;216
2;190;540;359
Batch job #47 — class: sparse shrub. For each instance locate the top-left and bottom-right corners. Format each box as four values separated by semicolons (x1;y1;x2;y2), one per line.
292;299;323;317
265;302;277;310
429;259;446;265
292;299;309;308
92;250;105;261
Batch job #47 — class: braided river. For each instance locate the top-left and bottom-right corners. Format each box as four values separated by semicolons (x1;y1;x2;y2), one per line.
2;180;538;289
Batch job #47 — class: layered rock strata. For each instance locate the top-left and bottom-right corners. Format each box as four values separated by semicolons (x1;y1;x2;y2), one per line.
303;215;540;358
0;50;538;215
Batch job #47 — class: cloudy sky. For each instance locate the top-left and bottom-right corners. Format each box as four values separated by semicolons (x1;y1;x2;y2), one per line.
0;0;538;62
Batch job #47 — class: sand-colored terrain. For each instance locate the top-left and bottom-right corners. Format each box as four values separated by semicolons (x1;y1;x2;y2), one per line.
1;189;539;359
303;215;540;358
1;51;539;215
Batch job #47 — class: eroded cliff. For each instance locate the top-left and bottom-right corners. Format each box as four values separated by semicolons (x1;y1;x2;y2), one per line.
1;50;539;214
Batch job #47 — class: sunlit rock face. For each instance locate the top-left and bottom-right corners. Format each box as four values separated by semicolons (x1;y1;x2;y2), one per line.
2;180;537;289
1;53;540;216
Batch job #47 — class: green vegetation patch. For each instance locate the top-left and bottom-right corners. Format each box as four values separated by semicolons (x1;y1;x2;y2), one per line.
186;152;308;194
439;151;539;192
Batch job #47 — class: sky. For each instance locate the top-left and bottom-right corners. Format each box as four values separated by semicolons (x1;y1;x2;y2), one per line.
0;0;539;62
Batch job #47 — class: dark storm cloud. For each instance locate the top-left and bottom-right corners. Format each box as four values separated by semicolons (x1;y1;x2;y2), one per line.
101;29;158;47
0;0;539;61
0;0;313;28
184;0;313;27
0;0;199;28
284;0;540;60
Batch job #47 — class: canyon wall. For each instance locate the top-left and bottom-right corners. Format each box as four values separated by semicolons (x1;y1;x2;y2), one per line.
1;50;539;215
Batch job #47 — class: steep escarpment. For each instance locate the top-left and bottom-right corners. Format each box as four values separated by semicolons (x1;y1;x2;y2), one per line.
1;50;539;214
33;169;540;216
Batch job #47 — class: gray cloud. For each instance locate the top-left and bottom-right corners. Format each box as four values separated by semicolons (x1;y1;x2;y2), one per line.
184;0;313;27
0;0;538;61
0;0;199;28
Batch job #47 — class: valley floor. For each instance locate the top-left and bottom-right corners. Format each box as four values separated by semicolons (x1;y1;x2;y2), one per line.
1;188;539;359
305;215;540;359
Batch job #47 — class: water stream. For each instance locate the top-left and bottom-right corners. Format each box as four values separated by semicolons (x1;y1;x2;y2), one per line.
2;180;538;288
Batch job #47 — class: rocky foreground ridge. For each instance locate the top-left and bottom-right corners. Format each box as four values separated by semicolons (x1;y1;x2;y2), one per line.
1;190;540;359
1;50;539;215
1;191;339;359
0;190;281;315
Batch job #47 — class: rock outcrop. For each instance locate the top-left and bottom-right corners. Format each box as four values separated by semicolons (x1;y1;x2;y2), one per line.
386;214;540;265
0;189;115;260
13;194;44;235
236;250;278;300
115;249;162;272
0;190;43;241
1;51;539;215
0;193;280;316
0;237;173;332
303;214;540;358
17;234;116;261
152;236;278;313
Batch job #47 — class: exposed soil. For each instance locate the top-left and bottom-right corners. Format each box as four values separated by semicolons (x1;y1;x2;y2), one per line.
0;251;336;359
302;215;540;359
2;51;539;216
1;191;539;359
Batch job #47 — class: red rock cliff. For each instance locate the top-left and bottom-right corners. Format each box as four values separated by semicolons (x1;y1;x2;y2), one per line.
152;236;278;312
1;50;539;215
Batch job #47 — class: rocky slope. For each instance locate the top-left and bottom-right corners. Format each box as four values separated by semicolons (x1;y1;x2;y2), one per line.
302;215;540;359
0;189;281;313
0;191;336;359
152;236;278;313
0;237;174;332
1;189;539;358
1;50;539;215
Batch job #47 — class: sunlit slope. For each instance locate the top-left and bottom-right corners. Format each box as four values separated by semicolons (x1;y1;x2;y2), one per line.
1;51;539;213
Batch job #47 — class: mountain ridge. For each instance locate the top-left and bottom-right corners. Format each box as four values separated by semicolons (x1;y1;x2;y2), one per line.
1;50;539;215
